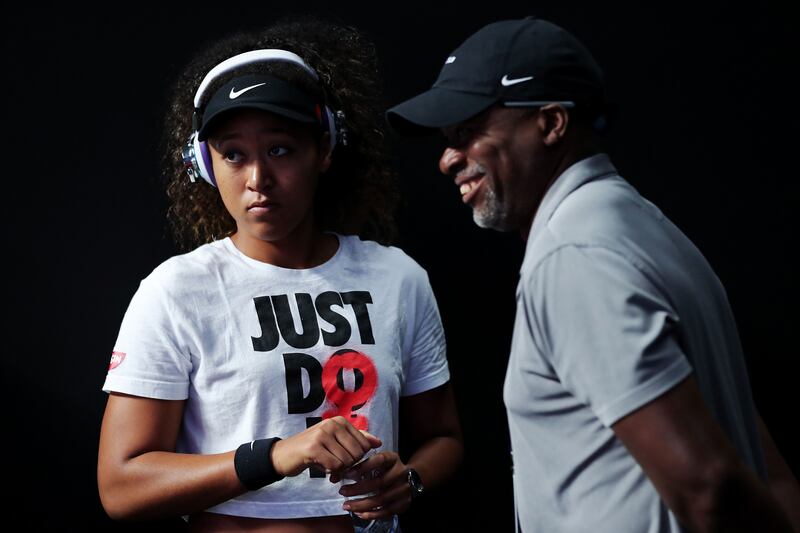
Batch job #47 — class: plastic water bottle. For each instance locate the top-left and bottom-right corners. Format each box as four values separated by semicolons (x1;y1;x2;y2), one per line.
350;511;400;532
340;451;402;533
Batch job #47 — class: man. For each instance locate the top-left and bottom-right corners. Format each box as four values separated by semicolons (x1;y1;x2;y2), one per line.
386;16;800;532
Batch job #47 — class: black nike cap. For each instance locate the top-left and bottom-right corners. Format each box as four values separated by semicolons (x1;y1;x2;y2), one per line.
197;73;323;141
386;16;608;135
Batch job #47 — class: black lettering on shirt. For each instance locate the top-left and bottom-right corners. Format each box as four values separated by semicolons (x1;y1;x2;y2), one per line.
341;291;375;344
315;291;352;346
273;294;320;349
251;296;280;352
283;352;325;414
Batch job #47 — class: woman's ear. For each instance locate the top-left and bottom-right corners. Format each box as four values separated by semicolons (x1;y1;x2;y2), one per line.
320;131;333;172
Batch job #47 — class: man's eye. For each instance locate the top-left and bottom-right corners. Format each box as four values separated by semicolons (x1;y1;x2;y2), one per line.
269;146;289;157
223;151;242;162
450;127;473;145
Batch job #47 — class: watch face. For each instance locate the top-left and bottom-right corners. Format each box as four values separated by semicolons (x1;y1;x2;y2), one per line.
408;468;424;495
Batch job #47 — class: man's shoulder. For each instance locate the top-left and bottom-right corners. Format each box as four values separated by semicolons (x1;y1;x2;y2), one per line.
553;174;648;238
527;174;672;268
522;180;626;269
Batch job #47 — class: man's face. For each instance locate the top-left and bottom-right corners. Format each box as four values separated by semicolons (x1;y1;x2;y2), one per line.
439;106;548;232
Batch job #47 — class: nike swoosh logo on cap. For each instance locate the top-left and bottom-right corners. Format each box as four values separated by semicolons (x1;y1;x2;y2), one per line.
501;75;534;86
229;82;266;99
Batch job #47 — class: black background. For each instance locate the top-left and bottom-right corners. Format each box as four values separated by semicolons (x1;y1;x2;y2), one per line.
5;2;798;531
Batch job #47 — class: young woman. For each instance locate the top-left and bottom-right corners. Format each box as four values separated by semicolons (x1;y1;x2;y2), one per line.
97;17;463;533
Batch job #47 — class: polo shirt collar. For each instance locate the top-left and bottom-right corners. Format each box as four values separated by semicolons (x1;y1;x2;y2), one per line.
526;152;617;241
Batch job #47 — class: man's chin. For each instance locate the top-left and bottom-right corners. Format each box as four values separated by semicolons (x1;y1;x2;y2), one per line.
473;211;515;232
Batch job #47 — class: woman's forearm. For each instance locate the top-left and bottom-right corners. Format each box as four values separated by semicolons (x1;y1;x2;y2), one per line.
99;449;247;521
405;435;464;491
99;414;382;521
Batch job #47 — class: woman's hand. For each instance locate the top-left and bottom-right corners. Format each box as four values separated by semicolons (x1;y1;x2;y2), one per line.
335;451;413;520
270;416;382;478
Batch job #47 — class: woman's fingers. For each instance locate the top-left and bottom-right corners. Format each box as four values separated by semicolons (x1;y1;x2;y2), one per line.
329;417;374;462
344;450;396;482
317;417;395;476
316;422;374;473
338;473;383;498
339;451;412;519
345;479;411;519
276;417;380;477
359;429;383;448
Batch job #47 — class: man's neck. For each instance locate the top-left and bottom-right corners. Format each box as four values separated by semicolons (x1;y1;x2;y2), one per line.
519;140;602;241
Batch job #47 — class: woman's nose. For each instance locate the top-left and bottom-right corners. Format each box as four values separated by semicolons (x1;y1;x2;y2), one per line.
247;158;274;191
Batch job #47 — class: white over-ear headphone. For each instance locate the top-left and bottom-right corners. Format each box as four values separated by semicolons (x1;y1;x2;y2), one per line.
181;49;347;188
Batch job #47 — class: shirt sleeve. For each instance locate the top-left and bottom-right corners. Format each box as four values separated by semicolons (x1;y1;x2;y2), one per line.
400;269;450;396
101;273;194;400
525;244;692;426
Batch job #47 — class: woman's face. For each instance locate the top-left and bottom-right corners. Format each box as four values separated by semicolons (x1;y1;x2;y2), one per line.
207;108;331;244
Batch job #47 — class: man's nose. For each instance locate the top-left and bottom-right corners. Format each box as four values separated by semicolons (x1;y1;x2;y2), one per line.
439;147;464;176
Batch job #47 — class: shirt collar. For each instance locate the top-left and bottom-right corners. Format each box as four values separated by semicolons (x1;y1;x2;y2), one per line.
526;152;618;241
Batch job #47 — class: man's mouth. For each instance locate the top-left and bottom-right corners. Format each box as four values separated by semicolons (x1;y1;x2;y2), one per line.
457;175;484;204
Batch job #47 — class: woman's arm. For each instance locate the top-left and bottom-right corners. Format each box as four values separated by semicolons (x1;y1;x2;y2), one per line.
97;392;242;520
98;392;381;521
400;381;464;490
336;381;463;520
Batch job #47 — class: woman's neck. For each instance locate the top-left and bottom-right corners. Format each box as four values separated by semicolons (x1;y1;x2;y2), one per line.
230;224;338;269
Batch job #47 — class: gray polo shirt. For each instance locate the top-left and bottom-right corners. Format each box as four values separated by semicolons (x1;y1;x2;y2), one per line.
503;153;766;532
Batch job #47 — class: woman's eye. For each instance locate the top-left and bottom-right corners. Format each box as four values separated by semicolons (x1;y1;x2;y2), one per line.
269;146;290;157
223;150;242;162
220;146;289;161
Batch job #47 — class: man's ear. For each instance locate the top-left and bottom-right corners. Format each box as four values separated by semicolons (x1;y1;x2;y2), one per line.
539;104;570;146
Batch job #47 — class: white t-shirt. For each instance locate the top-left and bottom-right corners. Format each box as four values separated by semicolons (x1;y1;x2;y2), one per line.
101;233;450;519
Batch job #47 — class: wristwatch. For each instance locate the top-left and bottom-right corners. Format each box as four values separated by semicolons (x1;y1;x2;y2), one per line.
406;468;424;501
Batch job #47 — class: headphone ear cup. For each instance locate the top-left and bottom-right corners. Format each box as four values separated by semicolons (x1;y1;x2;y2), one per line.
321;106;337;154
194;134;217;187
182;134;200;183
182;132;217;187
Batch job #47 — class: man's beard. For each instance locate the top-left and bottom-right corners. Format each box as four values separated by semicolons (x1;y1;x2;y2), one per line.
472;179;513;231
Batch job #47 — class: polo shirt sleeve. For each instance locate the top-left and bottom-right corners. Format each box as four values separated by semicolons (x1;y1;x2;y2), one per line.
524;244;692;426
101;273;194;400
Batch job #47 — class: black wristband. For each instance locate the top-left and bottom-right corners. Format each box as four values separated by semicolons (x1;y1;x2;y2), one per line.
234;437;285;490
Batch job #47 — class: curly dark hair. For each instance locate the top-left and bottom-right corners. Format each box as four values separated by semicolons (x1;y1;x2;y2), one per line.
158;16;399;252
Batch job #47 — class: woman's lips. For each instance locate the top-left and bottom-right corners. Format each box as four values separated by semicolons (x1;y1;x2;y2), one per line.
247;203;278;215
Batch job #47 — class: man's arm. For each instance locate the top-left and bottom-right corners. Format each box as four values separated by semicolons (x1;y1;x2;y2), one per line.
611;375;794;532
757;413;800;530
